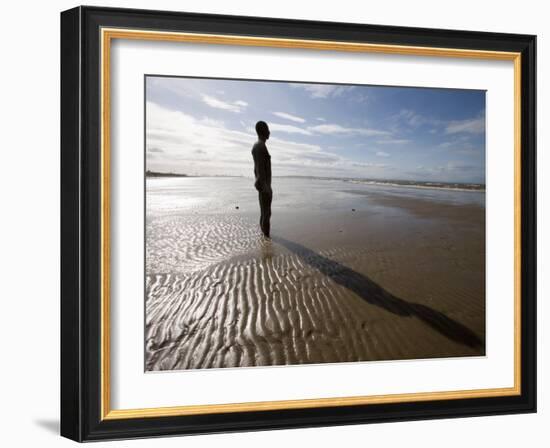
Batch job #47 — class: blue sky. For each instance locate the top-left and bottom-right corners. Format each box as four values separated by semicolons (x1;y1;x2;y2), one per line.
146;76;485;183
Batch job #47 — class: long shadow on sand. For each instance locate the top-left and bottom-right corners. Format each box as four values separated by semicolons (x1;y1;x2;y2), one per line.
272;236;483;350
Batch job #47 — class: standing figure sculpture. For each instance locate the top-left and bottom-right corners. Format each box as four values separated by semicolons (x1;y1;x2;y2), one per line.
251;121;272;238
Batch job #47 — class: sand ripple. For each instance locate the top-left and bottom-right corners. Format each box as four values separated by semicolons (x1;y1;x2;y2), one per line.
146;239;484;371
147;214;262;274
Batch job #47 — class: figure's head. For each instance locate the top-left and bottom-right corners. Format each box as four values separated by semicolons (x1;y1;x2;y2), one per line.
255;121;270;141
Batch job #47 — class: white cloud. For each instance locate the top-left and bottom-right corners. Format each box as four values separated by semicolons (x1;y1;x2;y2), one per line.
377;139;410;145
394;109;446;129
308;123;390;137
269;123;312;136
445;117;485;134
437;139;481;155
146;77;196;100
316;117;326;122
412;161;481;175
444;162;479;172
376;151;390;157
272;112;306;123
351;161;388;169
397;109;430;127
291;84;355;99
146;101;253;173
201;94;248;113
395;109;485;138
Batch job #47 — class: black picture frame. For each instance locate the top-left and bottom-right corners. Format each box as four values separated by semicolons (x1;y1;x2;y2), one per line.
61;5;536;442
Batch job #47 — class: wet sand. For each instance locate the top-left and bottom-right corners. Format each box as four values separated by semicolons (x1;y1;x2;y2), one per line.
145;177;485;371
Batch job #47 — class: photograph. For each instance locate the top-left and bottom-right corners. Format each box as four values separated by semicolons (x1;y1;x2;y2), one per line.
144;75;487;372
58;4;537;441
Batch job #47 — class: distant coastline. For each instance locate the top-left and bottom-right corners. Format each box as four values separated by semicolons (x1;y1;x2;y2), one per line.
276;176;485;192
146;171;245;179
146;170;190;178
342;178;485;192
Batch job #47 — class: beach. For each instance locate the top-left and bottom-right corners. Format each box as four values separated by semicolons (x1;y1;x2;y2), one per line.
145;177;485;371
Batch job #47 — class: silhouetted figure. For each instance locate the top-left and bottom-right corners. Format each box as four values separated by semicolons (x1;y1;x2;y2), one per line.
252;121;272;237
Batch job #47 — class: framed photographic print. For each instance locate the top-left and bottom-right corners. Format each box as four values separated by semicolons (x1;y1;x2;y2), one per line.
60;6;536;442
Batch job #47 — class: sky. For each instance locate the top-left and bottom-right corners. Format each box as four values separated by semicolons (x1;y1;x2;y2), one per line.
146;76;486;183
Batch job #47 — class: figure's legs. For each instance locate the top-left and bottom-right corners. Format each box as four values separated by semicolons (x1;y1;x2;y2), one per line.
258;191;264;229
259;190;272;237
264;190;272;237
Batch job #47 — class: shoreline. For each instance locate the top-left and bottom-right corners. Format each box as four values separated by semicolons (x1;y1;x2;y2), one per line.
146;174;485;193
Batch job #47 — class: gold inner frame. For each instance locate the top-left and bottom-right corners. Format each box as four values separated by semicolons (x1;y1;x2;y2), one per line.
100;27;522;420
